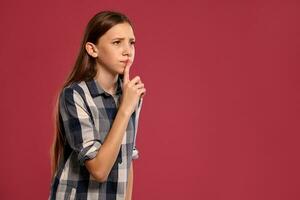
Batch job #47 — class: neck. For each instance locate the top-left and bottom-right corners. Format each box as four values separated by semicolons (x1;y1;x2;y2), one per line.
95;63;118;95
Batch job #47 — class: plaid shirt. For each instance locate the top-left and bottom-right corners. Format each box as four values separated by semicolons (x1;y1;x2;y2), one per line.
49;75;143;200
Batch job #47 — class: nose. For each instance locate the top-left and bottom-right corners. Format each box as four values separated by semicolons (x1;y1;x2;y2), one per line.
122;43;132;57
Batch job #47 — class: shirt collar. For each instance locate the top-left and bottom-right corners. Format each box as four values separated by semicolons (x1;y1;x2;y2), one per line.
86;75;123;98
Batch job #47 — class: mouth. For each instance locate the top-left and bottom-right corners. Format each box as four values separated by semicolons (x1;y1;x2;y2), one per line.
120;60;131;66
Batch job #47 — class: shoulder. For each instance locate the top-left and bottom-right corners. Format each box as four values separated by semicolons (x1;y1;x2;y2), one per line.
61;81;91;100
59;81;94;109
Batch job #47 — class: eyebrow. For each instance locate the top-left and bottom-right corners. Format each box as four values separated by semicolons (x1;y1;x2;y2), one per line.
112;37;135;41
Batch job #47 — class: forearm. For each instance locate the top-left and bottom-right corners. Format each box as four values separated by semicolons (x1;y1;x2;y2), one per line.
126;163;133;200
85;108;131;181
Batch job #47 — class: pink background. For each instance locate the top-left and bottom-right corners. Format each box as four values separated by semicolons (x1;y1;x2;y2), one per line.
1;0;300;199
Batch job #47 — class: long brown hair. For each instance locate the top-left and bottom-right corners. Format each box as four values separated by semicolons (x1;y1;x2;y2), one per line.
50;10;134;178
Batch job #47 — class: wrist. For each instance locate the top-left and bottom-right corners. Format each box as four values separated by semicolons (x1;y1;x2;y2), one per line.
118;106;132;118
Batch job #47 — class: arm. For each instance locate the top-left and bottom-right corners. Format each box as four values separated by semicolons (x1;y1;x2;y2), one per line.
86;73;144;182
61;87;131;183
125;163;134;200
85;108;131;182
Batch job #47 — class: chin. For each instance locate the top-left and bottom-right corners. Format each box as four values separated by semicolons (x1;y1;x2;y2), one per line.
118;67;126;74
111;66;123;75
120;69;125;74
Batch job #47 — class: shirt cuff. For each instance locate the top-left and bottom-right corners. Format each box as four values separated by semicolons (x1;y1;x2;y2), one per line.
132;148;139;160
78;141;102;166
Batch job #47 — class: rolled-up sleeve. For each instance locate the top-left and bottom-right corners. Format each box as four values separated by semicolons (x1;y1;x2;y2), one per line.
132;97;143;160
59;87;101;166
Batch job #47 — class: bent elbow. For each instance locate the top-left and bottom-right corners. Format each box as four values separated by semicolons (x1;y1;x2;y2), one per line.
93;171;108;183
85;158;109;183
98;175;108;183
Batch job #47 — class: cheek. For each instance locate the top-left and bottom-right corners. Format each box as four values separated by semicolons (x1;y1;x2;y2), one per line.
107;47;120;58
101;48;117;61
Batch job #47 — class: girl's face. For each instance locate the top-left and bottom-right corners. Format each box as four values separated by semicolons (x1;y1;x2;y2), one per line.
88;22;136;75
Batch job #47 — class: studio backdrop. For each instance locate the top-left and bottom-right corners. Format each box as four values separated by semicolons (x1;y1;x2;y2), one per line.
0;0;299;199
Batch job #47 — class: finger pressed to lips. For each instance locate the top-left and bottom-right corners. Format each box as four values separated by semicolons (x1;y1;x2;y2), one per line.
120;61;131;67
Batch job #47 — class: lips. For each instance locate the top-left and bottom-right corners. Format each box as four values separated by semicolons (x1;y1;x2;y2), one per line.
120;60;131;66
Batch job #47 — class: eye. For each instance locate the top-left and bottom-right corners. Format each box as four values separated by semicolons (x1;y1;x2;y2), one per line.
113;41;120;45
131;41;136;45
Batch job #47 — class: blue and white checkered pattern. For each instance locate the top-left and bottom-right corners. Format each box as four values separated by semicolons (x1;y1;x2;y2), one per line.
49;75;143;200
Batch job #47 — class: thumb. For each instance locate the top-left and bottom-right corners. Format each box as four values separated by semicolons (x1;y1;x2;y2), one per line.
123;60;131;85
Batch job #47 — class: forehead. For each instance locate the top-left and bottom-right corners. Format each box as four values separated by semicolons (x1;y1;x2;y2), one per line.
104;23;135;40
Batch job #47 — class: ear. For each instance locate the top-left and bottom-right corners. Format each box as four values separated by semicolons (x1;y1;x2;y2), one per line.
85;42;98;58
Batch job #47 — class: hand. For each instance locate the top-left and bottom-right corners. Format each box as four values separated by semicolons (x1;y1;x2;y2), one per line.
119;60;146;115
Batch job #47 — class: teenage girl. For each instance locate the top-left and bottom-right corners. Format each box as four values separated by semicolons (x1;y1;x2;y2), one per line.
49;10;146;200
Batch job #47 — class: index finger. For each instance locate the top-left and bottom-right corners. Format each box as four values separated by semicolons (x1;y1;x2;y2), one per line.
123;60;131;84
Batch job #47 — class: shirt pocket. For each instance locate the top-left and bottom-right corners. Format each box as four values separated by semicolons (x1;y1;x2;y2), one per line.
56;181;77;200
65;186;77;200
98;118;111;142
